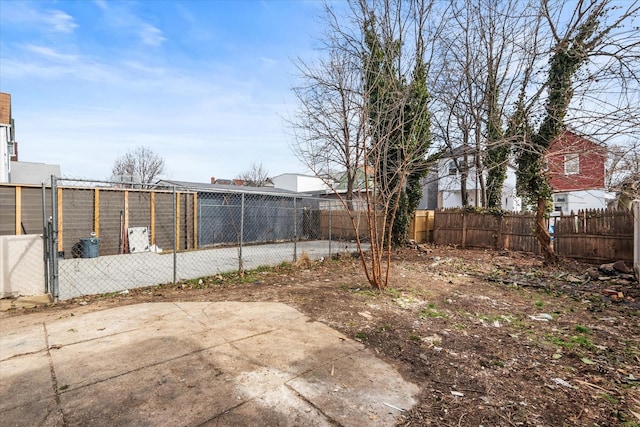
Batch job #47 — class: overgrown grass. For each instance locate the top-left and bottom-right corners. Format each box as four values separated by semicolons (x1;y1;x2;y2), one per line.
544;332;596;351
418;303;448;319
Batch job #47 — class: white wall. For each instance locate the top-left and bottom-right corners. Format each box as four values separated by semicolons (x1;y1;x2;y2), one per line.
553;189;609;214
437;158;519;210
9;161;60;185
0;124;9;183
272;174;328;193
1;235;46;298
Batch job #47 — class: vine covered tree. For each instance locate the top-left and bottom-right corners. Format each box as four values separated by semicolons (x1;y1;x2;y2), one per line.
515;0;640;261
289;0;434;288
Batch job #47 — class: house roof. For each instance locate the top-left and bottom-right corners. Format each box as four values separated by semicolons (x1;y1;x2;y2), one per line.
271;173;319;180
156;179;309;197
559;128;606;149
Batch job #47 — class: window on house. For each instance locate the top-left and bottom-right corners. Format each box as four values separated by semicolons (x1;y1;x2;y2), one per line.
448;161;457;176
564;154;580;175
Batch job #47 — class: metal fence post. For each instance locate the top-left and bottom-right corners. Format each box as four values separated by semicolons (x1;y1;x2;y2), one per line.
293;197;298;262
41;183;49;294
173;186;177;284
239;193;245;273
50;175;59;301
328;203;332;257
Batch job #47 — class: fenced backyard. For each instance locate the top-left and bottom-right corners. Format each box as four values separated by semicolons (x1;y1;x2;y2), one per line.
2;178;637;301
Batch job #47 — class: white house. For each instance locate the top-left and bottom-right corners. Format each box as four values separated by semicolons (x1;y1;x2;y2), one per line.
271;173;329;193
437;147;521;211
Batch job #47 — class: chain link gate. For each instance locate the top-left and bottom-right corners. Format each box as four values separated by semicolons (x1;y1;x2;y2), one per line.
45;177;365;301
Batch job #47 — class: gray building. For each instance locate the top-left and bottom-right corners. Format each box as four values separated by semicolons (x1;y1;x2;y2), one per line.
10;161;61;185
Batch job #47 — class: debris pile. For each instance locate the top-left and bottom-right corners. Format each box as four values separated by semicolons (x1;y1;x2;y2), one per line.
586;260;638;302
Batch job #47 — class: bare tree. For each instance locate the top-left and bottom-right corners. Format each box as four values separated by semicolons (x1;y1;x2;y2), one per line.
289;0;435;289
111;146;166;188
429;0;541;209
237;162;270;187
289;46;365;208
607;140;640;207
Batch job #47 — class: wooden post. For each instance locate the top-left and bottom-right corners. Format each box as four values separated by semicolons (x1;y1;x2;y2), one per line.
94;188;100;237
193;193;198;249
461;211;467;248
411;212;417;242
150;192;156;245
185;194;192;249
15;186;21;235
496;214;503;250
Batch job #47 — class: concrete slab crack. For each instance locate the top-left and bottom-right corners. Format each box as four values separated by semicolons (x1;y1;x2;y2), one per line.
284;383;343;426
44;322;67;426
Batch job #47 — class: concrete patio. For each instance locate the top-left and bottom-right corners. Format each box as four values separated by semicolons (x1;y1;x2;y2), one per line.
0;301;418;426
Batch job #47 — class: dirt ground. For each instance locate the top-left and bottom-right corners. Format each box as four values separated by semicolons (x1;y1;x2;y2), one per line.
3;246;640;426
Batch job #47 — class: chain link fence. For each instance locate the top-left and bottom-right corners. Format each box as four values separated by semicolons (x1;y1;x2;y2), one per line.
41;177;370;300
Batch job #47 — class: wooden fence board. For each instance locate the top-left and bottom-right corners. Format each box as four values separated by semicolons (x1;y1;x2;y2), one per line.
409;210;434;243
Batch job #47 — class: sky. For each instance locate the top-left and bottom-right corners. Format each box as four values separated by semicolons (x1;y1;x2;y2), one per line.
0;0;330;182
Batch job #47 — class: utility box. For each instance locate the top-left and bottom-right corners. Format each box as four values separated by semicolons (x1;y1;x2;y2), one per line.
80;237;100;258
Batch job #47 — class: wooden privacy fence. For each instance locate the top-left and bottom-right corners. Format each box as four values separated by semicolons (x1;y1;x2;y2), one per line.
315;208;435;243
317;210;383;241
433;208;635;263
434;209;539;253
554;208;634;263
0;183;197;258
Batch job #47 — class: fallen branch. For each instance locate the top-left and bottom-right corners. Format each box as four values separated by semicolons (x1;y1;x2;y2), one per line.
574;379;613;394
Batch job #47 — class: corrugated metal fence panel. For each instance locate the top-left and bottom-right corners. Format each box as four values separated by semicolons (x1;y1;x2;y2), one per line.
21;186;46;235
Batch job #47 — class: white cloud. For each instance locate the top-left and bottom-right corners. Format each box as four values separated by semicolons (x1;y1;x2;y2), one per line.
24;44;78;62
92;1;166;47
260;57;278;67
139;23;166;47
6;3;77;33
47;10;78;33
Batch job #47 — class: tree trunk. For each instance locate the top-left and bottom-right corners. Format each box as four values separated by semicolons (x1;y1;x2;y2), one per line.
460;171;469;206
535;197;556;263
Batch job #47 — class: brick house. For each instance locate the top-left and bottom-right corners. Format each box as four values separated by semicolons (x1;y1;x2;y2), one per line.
545;129;610;214
433;129;611;212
